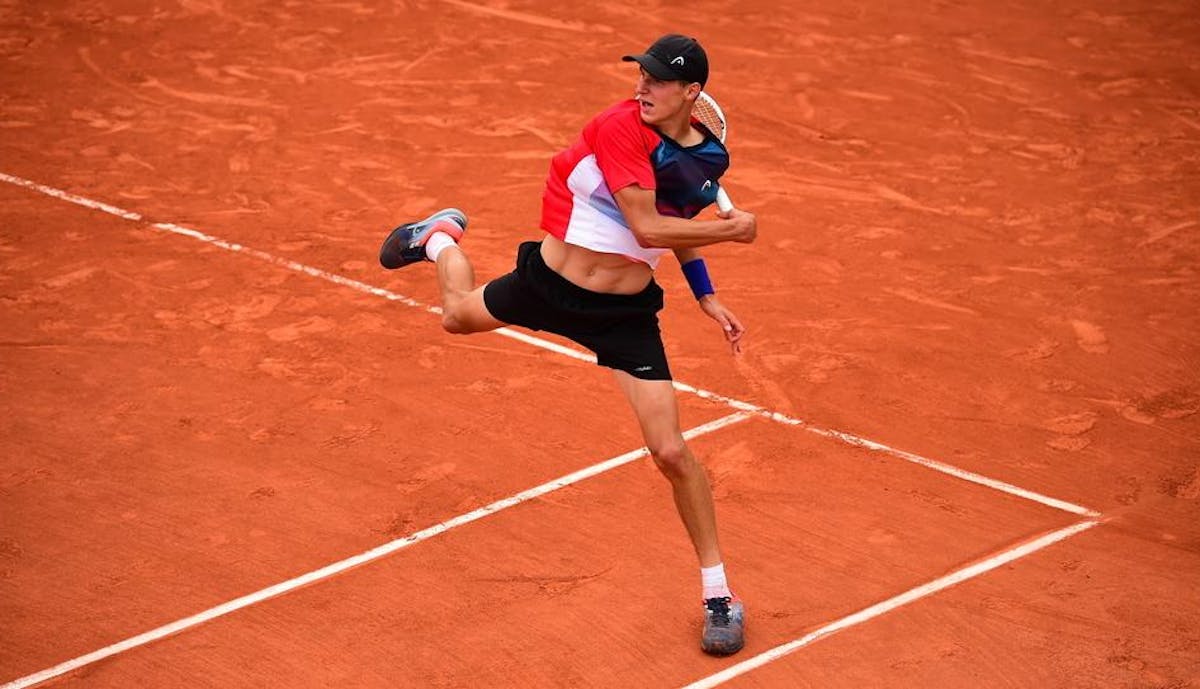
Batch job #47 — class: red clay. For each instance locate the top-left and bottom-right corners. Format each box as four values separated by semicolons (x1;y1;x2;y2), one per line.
2;1;1198;687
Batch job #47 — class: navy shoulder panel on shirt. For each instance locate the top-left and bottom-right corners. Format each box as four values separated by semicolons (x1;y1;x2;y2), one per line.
650;132;730;219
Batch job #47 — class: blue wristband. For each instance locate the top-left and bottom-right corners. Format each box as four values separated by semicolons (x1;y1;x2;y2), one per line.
681;258;715;300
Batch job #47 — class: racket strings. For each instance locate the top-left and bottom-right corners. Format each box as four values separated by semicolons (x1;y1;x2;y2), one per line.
691;94;727;143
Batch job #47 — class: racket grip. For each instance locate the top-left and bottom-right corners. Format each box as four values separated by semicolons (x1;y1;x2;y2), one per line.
716;187;734;214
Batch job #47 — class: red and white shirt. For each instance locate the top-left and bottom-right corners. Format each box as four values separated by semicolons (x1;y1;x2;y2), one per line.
540;99;728;268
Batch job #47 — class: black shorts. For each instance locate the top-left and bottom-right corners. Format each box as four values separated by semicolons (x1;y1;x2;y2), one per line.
483;241;671;381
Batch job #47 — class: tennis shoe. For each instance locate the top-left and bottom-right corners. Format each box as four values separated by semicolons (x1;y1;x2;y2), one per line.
379;207;467;269
701;596;745;656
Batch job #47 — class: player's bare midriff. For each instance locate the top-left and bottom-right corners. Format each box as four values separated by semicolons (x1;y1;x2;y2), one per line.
540;234;655;295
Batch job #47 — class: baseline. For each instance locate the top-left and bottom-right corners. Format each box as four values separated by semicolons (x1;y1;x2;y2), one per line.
681;519;1101;688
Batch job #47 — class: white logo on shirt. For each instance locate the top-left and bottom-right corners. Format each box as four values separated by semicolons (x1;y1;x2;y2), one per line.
702;180;713;191
634;366;654;372
671;56;685;66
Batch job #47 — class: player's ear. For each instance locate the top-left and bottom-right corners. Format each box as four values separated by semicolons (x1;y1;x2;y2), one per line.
684;82;702;100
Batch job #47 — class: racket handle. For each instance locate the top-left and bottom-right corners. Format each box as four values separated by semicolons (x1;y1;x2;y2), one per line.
716;187;734;214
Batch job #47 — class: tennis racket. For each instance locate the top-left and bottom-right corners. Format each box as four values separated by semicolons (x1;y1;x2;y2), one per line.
691;91;735;214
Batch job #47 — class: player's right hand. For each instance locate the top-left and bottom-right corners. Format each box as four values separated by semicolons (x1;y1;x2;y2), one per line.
718;208;757;243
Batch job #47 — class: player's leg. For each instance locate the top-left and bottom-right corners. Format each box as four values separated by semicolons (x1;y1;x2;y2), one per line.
611;370;722;566
378;208;504;335
612;369;745;655
435;245;504;334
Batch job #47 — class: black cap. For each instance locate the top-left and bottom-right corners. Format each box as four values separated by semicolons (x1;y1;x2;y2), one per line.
622;34;709;87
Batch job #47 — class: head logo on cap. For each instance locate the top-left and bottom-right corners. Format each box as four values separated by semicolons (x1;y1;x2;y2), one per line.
621;34;710;87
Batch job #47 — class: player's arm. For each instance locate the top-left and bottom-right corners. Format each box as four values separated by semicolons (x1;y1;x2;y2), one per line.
613;184;756;249
673;247;746;354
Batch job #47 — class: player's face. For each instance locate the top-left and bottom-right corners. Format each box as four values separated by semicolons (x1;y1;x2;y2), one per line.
634;67;691;126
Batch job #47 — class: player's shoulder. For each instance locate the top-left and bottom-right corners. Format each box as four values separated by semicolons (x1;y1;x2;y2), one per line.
587;99;657;139
594;98;642;121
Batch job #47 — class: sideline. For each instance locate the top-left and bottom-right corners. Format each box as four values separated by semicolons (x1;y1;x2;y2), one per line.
0;172;1100;518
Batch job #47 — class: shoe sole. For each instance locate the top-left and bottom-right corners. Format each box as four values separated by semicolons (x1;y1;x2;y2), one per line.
701;638;744;656
428;207;467;232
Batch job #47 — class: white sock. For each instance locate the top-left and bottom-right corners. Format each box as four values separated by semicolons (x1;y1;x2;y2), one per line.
425;231;458;262
701;563;732;600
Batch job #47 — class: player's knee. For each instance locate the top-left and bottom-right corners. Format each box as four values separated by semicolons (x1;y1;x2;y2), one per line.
440;296;475;334
441;309;469;334
649;439;692;478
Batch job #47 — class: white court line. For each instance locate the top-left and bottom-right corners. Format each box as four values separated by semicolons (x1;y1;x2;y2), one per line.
0;171;1100;518
0;412;751;689
682;518;1101;689
808;428;1098;517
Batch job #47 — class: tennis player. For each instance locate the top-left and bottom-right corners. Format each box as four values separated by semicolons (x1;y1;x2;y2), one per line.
379;34;757;655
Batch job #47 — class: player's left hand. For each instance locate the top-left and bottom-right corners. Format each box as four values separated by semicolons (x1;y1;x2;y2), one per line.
698;295;745;354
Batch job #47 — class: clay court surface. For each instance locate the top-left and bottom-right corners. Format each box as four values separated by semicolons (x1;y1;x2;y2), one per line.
2;1;1198;687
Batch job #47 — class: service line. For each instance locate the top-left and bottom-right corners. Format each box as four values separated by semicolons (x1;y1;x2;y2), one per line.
1;412;751;689
682;518;1101;689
